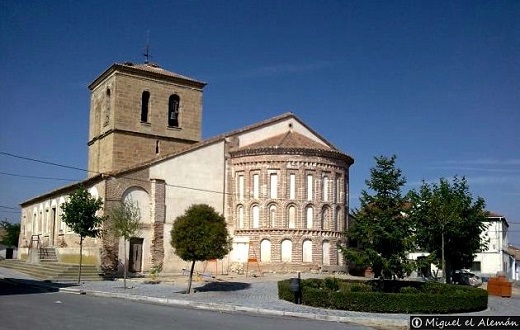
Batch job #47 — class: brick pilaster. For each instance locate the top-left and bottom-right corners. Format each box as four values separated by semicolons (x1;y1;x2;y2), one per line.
151;179;166;267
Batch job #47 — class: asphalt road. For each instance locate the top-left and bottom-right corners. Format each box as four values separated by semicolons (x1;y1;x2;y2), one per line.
0;279;374;330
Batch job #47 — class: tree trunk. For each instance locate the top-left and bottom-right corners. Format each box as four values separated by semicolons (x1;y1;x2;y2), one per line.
78;236;83;284
186;260;196;294
123;238;127;289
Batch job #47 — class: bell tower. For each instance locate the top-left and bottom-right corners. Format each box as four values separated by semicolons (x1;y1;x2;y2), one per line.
87;62;206;176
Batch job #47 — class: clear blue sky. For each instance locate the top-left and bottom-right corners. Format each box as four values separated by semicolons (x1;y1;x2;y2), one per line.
1;1;519;244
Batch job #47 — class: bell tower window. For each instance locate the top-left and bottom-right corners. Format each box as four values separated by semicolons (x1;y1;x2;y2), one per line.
168;94;180;127
141;91;150;123
103;88;111;126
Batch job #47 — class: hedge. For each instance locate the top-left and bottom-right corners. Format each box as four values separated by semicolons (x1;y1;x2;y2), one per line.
278;278;488;314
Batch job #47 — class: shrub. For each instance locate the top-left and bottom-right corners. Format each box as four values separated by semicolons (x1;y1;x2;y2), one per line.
277;279;293;301
302;278;323;289
324;277;340;291
399;286;420;294
278;278;488;314
349;283;373;292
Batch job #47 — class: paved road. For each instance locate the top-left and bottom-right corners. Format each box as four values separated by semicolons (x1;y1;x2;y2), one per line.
0;278;373;330
2;266;520;330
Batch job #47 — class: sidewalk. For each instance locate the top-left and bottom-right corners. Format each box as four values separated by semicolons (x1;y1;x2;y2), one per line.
2;267;519;330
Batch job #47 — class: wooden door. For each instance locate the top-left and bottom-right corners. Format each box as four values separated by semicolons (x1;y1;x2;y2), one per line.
128;238;144;272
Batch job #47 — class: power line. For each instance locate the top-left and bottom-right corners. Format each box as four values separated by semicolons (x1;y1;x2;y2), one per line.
0;151;229;195
0;205;18;210
0;210;20;214
0;171;79;182
0;151;96;173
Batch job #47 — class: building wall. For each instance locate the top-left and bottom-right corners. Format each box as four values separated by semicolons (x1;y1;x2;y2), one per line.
150;141;226;273
235;118;329;148
19;183;105;264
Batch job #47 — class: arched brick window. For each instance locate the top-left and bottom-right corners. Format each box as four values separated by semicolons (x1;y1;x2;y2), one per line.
287;205;296;229
321;206;330;230
237;205;244;229
306;205;313;229
322;241;331;266
260;239;271;262
281;239;292;262
251;204;260;228
268;204;277;228
302;239;312;262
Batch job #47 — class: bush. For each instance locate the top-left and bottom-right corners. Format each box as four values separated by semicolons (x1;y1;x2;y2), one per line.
324;277;340;291
278;278;488;314
277;279;293;302
400;286;420;294
302;278;323;289
350;283;373;292
339;282;373;293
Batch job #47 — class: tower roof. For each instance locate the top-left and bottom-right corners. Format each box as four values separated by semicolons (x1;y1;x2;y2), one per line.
88;62;207;90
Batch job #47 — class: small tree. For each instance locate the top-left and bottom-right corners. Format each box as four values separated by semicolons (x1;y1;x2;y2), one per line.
170;204;231;294
342;155;415;279
61;186;104;283
105;199;141;289
0;220;21;247
408;176;488;283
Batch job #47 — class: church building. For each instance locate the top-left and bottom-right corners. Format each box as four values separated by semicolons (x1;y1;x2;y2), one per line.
17;61;354;275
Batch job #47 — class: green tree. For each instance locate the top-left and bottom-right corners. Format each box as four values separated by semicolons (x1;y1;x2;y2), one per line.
408;176;488;283
105;199;141;289
170;204;231;294
61;186;104;283
342;155;415;279
0;220;20;247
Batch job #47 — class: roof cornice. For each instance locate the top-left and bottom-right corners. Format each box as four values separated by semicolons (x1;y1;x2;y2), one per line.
229;146;354;165
88;63;207;91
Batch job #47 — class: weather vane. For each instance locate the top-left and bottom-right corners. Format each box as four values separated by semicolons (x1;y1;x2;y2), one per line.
144;30;152;64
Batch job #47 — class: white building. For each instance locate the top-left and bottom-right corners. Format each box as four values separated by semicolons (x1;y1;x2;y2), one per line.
409;213;516;280
472;213;516;280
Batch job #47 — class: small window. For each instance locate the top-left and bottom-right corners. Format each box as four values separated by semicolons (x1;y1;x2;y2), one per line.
104;88;111;126
269;205;276;228
270;173;278;199
288;173;296;200
252;174;259;199
288;205;296;229
470;261;481;272
306;206;313;229
237;206;244;229
322;176;329;202
306;174;313;201
168;94;180;127
141;91;150;122
252;205;260;228
237;175;244;201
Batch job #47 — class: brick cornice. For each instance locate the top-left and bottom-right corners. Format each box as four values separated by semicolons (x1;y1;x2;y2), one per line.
230;147;353;165
234;228;345;237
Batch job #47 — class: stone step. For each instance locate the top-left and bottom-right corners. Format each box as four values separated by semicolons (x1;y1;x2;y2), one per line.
38;247;58;262
0;260;104;281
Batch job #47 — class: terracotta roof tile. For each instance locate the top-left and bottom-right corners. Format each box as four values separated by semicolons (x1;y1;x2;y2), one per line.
239;131;334;151
119;62;205;84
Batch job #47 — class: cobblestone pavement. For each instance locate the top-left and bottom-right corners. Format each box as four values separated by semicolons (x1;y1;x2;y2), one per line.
2;267;519;330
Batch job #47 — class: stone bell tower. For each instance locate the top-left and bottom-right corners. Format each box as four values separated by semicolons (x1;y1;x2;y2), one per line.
87;62;206;176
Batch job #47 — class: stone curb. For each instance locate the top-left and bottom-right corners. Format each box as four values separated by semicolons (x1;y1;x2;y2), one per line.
57;287;408;329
